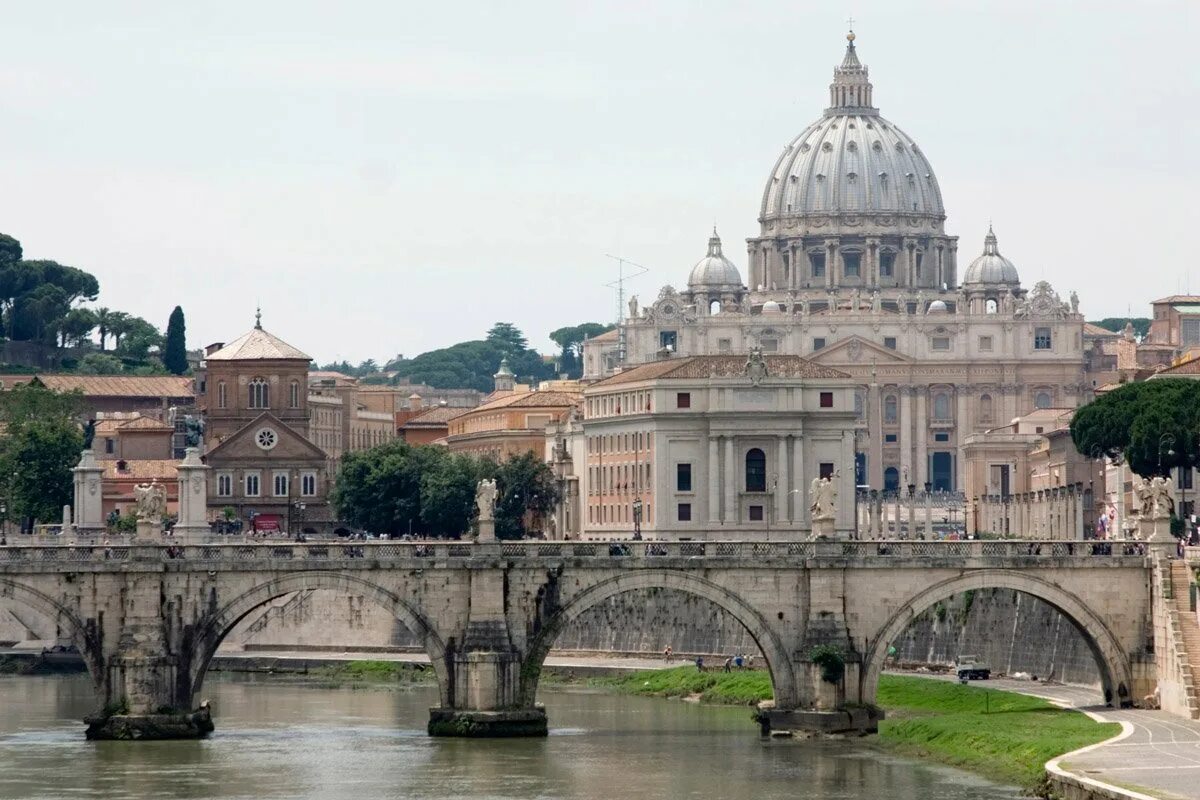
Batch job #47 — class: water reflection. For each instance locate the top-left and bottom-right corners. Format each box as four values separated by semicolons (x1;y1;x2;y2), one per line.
0;675;1020;800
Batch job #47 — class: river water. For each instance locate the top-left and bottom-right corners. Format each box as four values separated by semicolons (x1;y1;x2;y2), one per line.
0;675;1020;800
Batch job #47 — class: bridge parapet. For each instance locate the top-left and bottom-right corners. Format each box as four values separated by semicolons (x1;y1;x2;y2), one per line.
0;539;1148;572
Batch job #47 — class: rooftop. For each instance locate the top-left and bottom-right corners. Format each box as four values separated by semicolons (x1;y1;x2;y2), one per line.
460;389;582;415
34;375;194;399
592;355;849;387
401;406;459;427
102;459;179;481
206;315;310;361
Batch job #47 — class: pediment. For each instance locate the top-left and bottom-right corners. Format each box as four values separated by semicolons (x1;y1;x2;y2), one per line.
807;335;915;365
206;412;326;461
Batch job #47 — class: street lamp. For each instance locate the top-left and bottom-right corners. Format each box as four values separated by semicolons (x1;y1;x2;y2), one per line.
632;496;642;541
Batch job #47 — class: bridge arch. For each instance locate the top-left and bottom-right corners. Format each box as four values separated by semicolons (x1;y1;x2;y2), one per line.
860;569;1133;707
187;571;449;707
0;577;101;687
518;569;797;708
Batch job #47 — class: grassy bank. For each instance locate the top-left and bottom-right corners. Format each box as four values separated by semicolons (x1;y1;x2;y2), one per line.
597;667;1119;791
313;660;434;685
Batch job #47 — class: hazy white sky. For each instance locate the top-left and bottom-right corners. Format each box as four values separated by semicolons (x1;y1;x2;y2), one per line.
0;1;1196;363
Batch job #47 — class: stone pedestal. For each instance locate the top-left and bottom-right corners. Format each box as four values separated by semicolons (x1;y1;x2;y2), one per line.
72;450;105;536
174;447;210;540
810;516;835;540
135;519;164;542
427;707;547;738
755;706;882;737
1140;515;1174;558
477;518;496;542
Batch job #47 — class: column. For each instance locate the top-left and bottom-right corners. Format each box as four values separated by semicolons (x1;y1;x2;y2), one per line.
899;388;913;488
825;240;837;289
704;440;717;523
915;387;928;488
724;437;736;525
947;240;958;287
775;435;788;527
746;244;757;290
869;383;883;489
793;435;806;526
1074;483;1085;540
842;430;855;533
866;238;880;287
955;387;970;493
902;239;915;286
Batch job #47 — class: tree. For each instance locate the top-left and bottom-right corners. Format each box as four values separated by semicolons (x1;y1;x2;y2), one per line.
113;316;163;362
58;307;97;348
76;352;125;375
419;453;480;537
0;383;84;524
94;307;113;351
163;306;188;375
333;442;449;535
1089;317;1151;340
1070;379;1200;478
486;322;529;353
549;322;615;378
493;451;560;539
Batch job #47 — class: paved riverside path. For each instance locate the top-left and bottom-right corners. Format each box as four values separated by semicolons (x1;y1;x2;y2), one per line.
911;674;1200;800
211;649;676;675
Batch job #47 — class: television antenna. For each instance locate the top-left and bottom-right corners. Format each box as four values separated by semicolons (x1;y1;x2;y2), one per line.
604;254;649;364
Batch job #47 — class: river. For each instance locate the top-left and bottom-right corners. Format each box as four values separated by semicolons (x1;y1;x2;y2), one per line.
0;675;1021;799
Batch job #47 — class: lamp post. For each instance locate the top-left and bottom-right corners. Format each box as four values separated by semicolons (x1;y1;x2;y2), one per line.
293;501;306;541
632;496;642;541
923;481;934;539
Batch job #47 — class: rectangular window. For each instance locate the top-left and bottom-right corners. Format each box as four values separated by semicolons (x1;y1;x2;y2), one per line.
842;252;861;278
760;338;778;352
1183;319;1200;346
217;473;233;497
717;338;732;353
819;391;834;408
934;432;950;442
931;336;950;351
245;472;260;497
1034;327;1052;350
273;472;289;497
1182;469;1194;491
676;392;691;409
813;337;826;351
809;251;825;278
748;505;764;521
979;335;994;351
659;331;678;351
819;462;835;480
883;336;897;350
884;434;897;443
677;463;692;492
677;503;692;522
880;251;895;277
217;382;227;409
104;437;115;454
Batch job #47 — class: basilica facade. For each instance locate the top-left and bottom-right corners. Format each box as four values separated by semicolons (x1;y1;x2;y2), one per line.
583;32;1088;496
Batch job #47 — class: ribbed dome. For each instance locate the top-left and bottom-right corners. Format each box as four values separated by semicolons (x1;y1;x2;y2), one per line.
688;228;743;290
963;226;1020;286
761;300;783;315
760;34;945;220
927;300;948;314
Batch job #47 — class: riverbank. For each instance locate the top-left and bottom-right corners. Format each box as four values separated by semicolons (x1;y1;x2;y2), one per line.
598;666;1120;792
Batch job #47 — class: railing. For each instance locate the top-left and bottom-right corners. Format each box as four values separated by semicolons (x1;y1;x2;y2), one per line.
0;539;1149;566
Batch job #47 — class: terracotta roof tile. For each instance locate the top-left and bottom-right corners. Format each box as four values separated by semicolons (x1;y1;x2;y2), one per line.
589;329;619;343
592;355;849;386
1156;357;1200;375
102;460;178;480
402;407;458;427
463;390;581;414
118;416;173;431
1083;323;1121;337
206;327;310;361
37;375;194;398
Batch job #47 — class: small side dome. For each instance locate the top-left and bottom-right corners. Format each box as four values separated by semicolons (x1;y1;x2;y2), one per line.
688;228;744;291
761;300;783;315
963;225;1020;286
927;300;948;314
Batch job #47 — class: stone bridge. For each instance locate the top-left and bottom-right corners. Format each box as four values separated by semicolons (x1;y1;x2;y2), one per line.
0;539;1153;738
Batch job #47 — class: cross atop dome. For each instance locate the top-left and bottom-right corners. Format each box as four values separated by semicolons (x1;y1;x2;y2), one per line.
828;28;875;115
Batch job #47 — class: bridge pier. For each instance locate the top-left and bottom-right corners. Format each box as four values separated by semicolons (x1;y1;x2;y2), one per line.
85;654;213;740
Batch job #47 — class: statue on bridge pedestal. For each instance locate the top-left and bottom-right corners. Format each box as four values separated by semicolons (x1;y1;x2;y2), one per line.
134;481;167;522
810;474;839;521
475;479;498;522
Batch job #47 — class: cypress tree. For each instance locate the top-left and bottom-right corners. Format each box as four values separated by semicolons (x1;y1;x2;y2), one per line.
163;305;188;375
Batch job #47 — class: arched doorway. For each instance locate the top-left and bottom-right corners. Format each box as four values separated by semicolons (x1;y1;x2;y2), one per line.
860;570;1133;708
186;572;448;710
518;569;796;709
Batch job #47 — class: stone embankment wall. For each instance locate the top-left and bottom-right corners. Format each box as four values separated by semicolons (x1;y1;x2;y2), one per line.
198;587;1102;687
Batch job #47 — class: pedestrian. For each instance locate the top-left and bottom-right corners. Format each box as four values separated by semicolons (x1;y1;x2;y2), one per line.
747;654;754;669
664;645;672;663
723;656;732;673
734;653;744;669
695;656;704;672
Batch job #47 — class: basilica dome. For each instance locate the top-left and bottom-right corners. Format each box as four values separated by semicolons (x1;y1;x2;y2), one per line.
688;228;743;291
963;226;1020;286
760;33;945;221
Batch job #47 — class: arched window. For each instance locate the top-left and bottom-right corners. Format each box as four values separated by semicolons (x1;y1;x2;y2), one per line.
248;377;269;409
745;448;767;492
1035;390;1052;409
980;394;993;423
289;380;300;409
710;300;721;315
217;381;227;409
884;395;898;424
884;466;900;491
985;298;998;314
933;392;950;421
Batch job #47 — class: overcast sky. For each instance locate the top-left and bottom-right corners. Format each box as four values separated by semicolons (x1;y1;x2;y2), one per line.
0;1;1196;363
